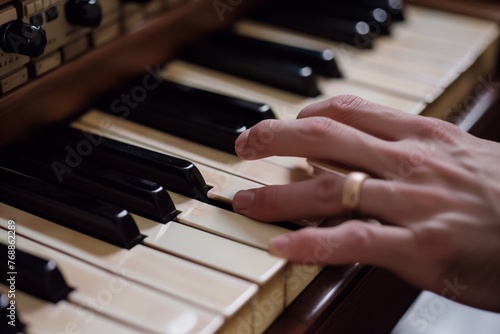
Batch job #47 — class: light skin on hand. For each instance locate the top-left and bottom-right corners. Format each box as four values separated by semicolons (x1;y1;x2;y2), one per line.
232;95;500;312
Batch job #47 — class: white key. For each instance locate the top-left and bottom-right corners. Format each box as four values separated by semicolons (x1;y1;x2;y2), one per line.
136;218;286;285
167;192;289;250
0;230;223;334
405;6;499;40
0;204;257;320
135;212;319;320
0;287;142;334
169;193;322;308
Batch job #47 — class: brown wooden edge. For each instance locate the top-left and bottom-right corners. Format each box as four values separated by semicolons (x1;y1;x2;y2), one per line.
266;265;420;334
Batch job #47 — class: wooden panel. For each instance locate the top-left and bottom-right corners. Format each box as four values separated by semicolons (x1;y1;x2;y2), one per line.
266;266;420;334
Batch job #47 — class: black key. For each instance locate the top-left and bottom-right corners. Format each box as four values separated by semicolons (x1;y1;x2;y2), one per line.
146;80;276;124
115;97;247;154
251;6;374;49
1;294;26;334
2;143;178;224
209;32;342;78
1;243;73;303
272;0;391;35
335;0;404;21
38;127;211;202
0;168;143;249
99;80;273;154
98;86;249;154
180;40;321;96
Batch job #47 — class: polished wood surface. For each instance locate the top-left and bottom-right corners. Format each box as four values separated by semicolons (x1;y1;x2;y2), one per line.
267;266;420;334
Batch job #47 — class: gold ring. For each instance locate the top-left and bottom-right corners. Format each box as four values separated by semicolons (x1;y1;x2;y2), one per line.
341;172;370;215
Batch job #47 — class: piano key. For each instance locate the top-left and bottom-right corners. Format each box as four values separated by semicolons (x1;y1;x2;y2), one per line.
74;111;313;187
250;5;374;49
234;22;447;103
235;6;498;98
102;93;248;154
157;61;425;173
137;219;286;285
403;5;498;40
164;193;321;307
136;219;287;332
363;8;497;64
1;294;26;334
5;143;295;247
234;19;453;82
0;230;224;334
0;243;73;303
146;79;277;123
66;121;267;204
39;127;212;202
157;60;426;172
206;32;342;78
0;168;143;249
343;0;404;21
391;7;500;68
162;60;425;119
169;192;288;250
0;204;259;327
0;287;142;334
180;39;321;97
3;144;178;224
272;0;392;35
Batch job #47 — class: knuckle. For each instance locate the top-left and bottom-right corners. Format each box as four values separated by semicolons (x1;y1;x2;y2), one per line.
411;222;456;266
342;222;374;253
300;117;336;139
329;94;368;112
315;174;340;203
246;120;278;148
415;117;462;143
249;119;274;139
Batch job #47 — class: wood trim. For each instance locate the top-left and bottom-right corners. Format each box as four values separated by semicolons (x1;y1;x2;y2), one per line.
266;266;420;334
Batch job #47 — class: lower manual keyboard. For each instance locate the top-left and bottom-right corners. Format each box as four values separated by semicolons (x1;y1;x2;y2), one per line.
0;229;224;334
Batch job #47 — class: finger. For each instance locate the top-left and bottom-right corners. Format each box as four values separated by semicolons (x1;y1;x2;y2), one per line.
235;117;397;176
297;95;419;141
233;173;344;222
232;173;419;224
268;221;417;274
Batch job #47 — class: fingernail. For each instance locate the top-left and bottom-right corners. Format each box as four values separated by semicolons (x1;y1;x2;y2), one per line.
233;190;255;211
269;235;289;257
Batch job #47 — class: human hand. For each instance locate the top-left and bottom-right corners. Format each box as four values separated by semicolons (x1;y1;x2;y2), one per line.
232;95;500;312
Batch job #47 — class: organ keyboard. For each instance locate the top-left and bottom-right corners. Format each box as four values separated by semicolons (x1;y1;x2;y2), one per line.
0;0;499;333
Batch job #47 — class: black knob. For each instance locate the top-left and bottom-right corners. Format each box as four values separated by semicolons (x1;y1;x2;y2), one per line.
0;21;47;58
65;0;102;28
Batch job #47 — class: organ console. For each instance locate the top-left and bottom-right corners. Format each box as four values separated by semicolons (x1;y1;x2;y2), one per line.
0;0;499;333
